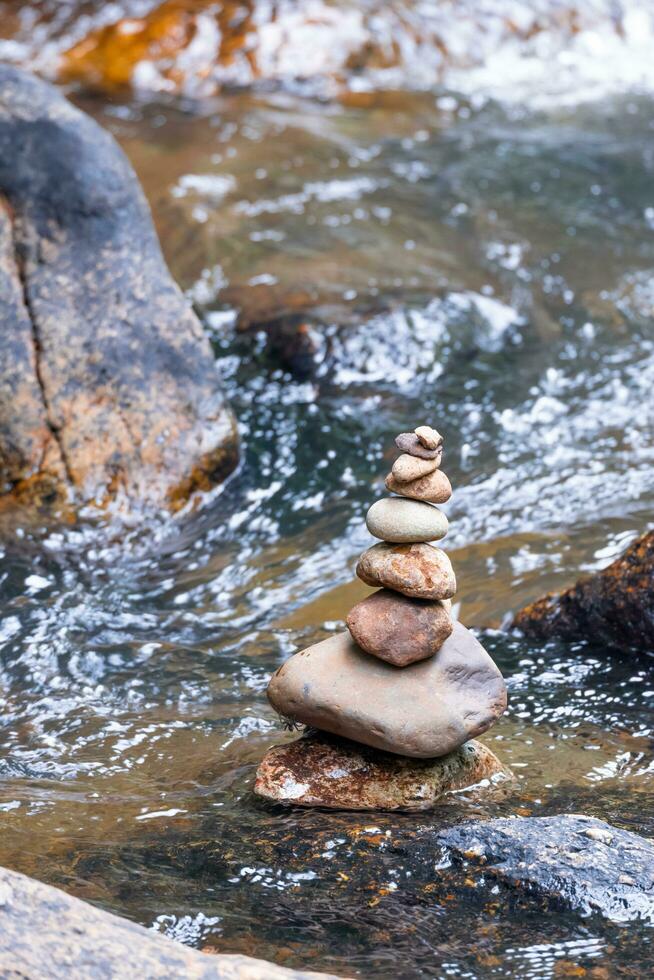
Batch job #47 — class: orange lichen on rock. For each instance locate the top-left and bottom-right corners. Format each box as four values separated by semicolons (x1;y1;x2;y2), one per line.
61;0;255;92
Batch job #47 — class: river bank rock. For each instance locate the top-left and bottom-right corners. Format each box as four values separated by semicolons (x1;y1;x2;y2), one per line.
512;531;654;651
0;864;340;978
346;589;453;666
438;814;654;923
356;542;456;599
254;732;507;810
0;65;237;511
267;623;507;758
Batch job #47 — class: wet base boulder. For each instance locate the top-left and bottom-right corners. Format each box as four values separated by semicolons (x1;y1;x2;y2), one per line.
0;864;337;978
0;65;237;512
438;814;654;923
513;531;654;651
254;732;508;810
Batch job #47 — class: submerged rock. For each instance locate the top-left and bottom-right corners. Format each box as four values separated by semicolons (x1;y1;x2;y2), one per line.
438;814;654;923
254;732;507;810
513;531;654;651
0;864;338;978
0;66;237;511
267;623;507;758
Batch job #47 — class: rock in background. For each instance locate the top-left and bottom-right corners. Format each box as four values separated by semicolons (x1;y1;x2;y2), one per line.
0;65;238;511
513;530;654;652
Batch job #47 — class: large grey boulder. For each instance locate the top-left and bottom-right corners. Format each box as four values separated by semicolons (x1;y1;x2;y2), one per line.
0;65;237;511
0;864;341;978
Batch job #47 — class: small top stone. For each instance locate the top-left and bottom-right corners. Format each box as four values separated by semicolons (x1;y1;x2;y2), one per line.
414;425;442;451
395;432;442;460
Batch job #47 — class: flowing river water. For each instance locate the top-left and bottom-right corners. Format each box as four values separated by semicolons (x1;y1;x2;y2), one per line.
1;56;654;979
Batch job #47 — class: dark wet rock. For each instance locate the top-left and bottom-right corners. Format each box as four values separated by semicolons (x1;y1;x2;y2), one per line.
254;732;507;810
513;531;654;651
356;542;456;599
0;65;237;510
347;588;452;666
438;814;654;923
267;623;507;758
0;864;340;978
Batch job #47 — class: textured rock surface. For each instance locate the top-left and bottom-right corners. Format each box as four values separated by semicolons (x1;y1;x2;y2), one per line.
356;542;456;599
366;497;448;543
0;864;339;978
347;588;452;665
513;530;654;651
0;65;237;510
391;453;439;483
267;623;507;757
438;814;654;923
395;431;441;460
254;732;507;810
385;467;452;503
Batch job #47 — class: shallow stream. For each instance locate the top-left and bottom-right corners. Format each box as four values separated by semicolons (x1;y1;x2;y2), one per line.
1;53;654;979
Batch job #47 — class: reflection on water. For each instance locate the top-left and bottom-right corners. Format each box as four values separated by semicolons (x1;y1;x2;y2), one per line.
1;76;654;977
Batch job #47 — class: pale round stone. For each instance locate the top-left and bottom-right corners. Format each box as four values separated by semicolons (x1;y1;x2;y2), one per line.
414;425;442;450
366;497;448;543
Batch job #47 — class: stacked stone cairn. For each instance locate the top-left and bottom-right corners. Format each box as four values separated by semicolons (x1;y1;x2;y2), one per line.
255;426;508;811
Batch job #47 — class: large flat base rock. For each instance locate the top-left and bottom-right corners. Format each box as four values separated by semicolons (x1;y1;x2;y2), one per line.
267;623;507;758
254;733;509;811
438;814;654;923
